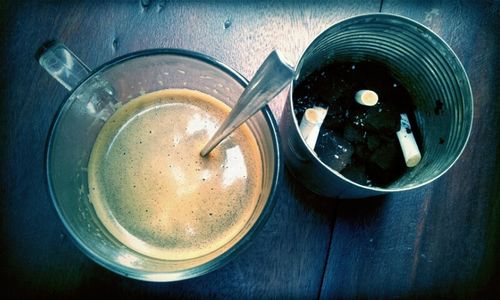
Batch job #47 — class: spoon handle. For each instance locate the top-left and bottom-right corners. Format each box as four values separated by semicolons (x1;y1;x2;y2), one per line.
200;50;294;156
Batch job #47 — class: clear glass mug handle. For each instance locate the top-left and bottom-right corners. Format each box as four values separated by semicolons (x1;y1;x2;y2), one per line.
36;41;91;91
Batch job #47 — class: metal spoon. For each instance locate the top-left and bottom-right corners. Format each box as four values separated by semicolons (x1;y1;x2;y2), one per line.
200;50;294;156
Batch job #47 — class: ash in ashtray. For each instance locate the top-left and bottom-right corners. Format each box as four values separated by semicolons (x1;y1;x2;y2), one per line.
293;60;422;187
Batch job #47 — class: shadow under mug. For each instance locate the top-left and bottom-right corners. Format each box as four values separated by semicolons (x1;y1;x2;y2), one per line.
280;13;473;199
39;43;281;281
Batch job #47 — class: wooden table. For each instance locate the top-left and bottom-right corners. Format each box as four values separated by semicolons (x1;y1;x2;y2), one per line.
1;0;499;298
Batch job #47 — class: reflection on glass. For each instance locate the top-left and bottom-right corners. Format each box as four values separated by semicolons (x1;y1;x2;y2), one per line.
223;146;247;187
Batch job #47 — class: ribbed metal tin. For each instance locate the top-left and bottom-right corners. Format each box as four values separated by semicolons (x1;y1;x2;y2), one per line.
281;13;473;198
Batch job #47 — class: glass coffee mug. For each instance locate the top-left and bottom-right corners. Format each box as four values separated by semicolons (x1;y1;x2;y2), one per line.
38;42;281;281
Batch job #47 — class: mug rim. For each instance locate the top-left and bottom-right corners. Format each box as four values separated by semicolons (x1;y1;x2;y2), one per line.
288;13;473;194
45;48;282;281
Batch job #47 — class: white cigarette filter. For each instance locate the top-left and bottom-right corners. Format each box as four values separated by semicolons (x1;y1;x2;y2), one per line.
355;89;379;106
299;106;328;150
396;113;422;167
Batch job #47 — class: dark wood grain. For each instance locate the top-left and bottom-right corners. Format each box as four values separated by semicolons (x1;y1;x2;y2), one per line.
320;1;500;298
3;0;498;298
0;1;381;298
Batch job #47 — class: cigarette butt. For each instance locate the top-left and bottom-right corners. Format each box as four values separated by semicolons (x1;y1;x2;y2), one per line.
305;125;321;150
299;106;328;150
355;90;379;106
396;113;421;167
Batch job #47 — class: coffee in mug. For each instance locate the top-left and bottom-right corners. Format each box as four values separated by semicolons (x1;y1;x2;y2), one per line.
88;89;263;260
